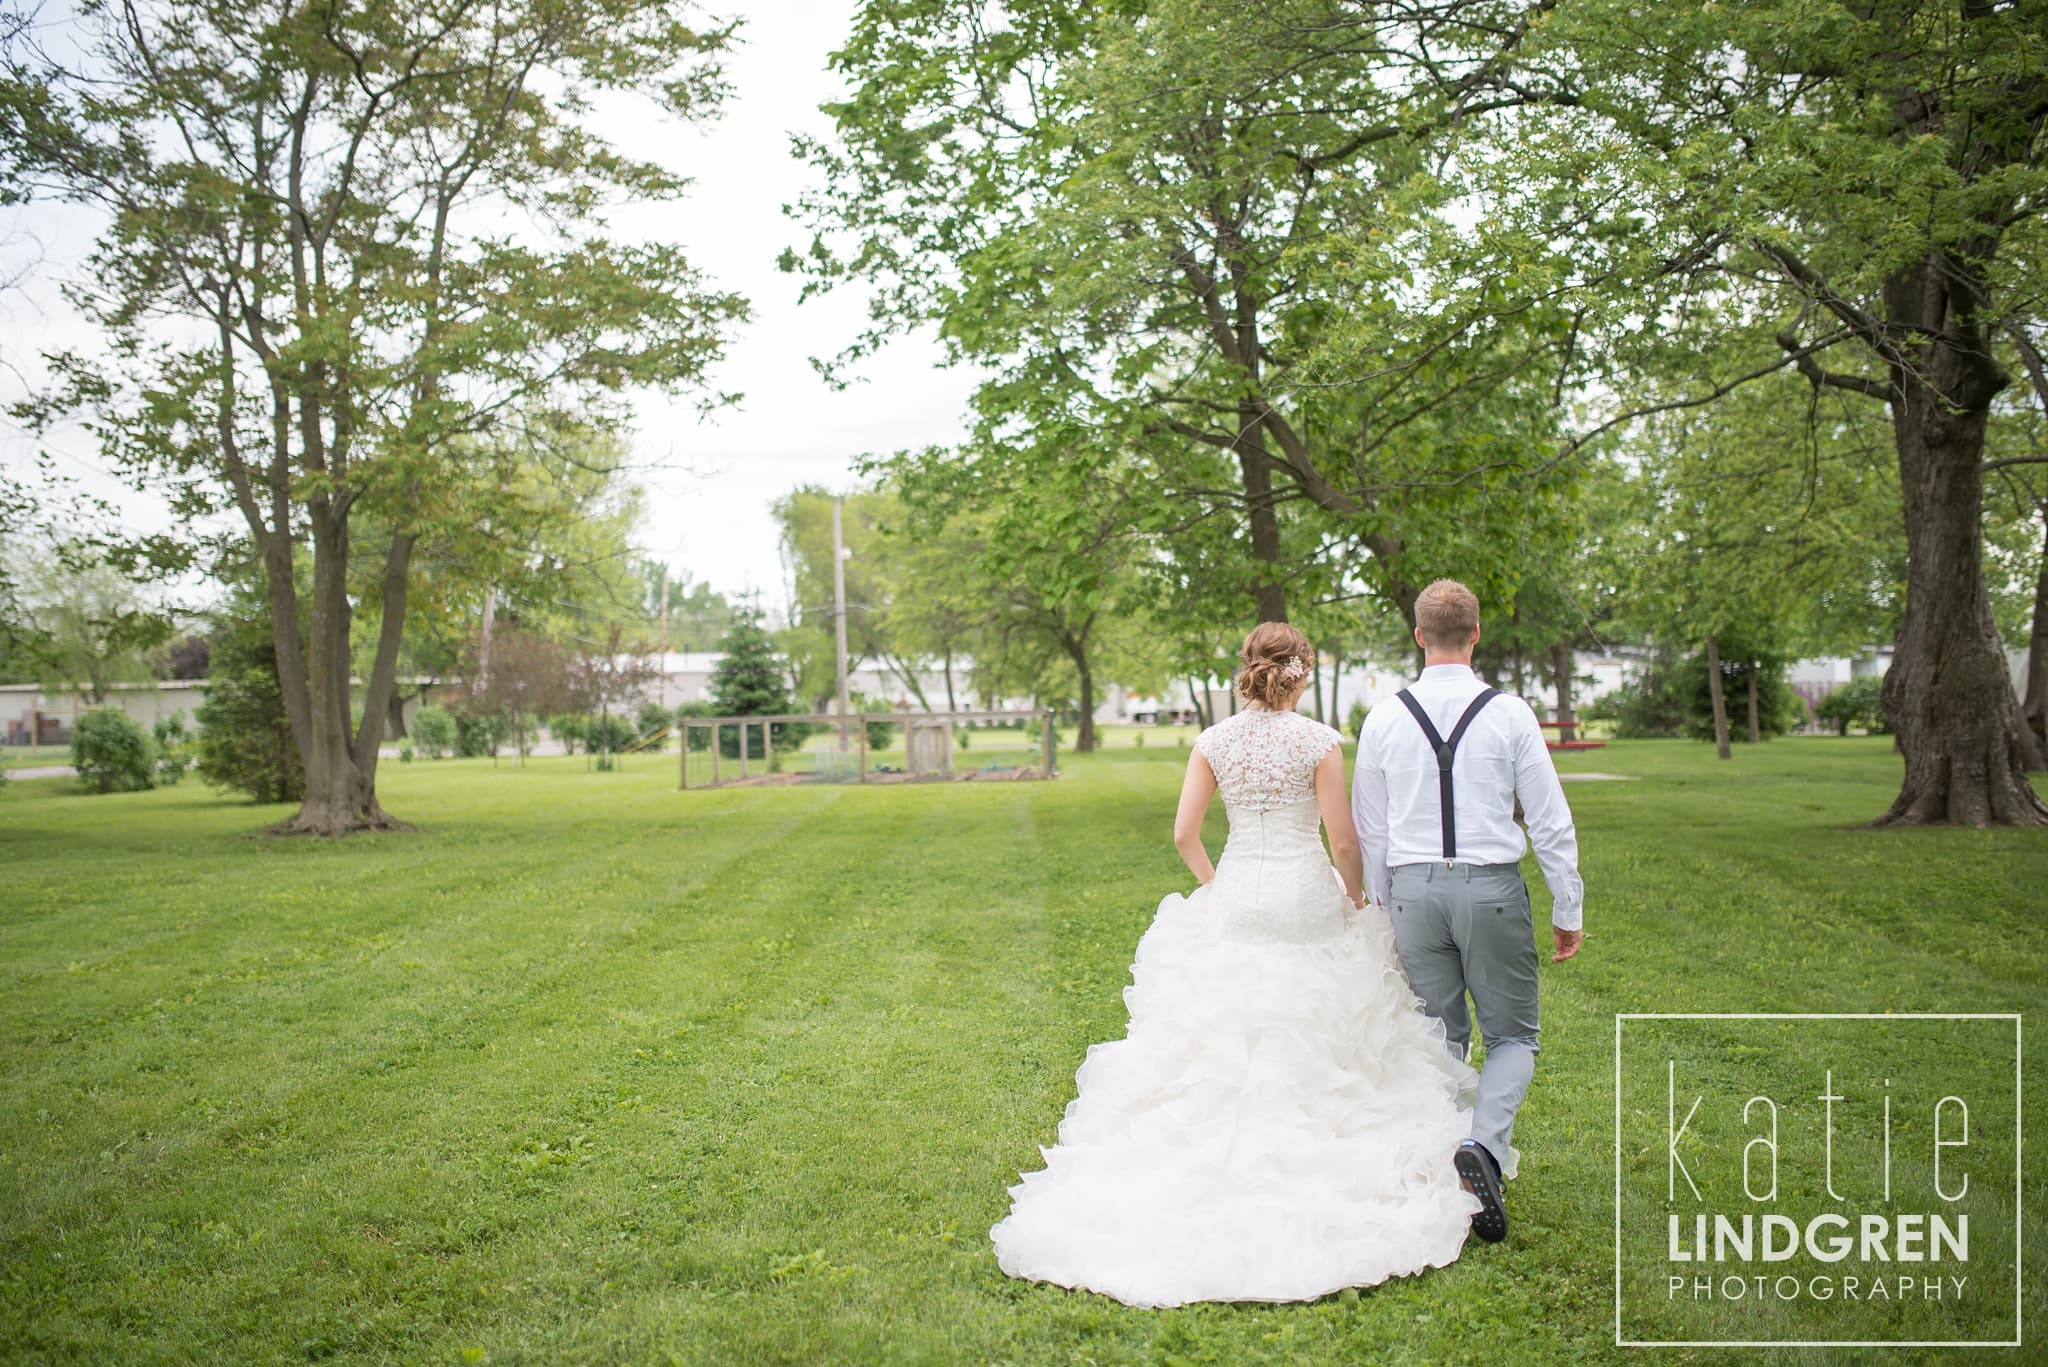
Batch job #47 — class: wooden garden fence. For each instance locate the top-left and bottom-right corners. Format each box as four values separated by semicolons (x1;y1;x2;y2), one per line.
678;709;1057;790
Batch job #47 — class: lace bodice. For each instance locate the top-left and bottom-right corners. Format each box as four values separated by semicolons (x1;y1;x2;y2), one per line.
1195;707;1344;812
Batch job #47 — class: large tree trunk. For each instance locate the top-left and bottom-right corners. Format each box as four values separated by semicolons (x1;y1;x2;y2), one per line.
1878;373;2048;826
1551;642;1577;744
1705;633;1732;761
1746;662;1761;746
2023;509;2047;771
1062;631;1097;753
1187;676;1210;730
1237;413;1289;623
273;503;409;835
1327;639;1343;729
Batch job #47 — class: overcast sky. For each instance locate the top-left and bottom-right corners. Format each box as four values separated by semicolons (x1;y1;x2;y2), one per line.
0;0;979;620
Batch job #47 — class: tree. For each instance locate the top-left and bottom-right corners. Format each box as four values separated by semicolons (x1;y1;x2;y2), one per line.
0;478;52;685
165;635;210;681
709;610;804;765
1996;325;2048;767
17;556;171;703
564;624;658;770
871;506;993;715
636;560;733;655
775;486;921;709
1683;636;1806;746
344;426;651;743
873;445;1169;752
1604;356;1907;759
2024;503;2048;763
1410;0;2048;823
8;0;746;833
458;622;572;766
789;1;1575;634
195;582;305;804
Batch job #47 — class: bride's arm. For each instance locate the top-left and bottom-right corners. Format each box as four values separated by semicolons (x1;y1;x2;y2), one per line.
1314;745;1366;907
1172;749;1219;885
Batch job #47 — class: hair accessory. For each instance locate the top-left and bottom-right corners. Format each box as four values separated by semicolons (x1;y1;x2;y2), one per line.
1281;655;1308;681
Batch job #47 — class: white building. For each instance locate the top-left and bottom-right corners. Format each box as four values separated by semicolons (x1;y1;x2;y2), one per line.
1;680;210;746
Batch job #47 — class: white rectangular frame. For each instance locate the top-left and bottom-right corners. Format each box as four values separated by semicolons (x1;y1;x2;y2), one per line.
1613;1012;2022;1349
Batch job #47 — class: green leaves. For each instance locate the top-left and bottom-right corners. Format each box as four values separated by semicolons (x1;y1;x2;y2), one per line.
9;0;751;826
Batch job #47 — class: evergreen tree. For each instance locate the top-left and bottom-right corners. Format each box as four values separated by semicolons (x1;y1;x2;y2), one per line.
195;588;305;805
709;612;806;766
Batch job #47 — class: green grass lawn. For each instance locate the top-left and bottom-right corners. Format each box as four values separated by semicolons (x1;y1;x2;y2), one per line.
0;746;71;772
1;739;2043;1363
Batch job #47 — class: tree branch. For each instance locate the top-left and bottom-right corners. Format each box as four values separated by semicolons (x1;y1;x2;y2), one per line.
1777;324;1891;400
1754;239;1904;367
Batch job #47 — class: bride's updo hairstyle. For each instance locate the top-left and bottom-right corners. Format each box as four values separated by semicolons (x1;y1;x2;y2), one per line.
1236;622;1316;708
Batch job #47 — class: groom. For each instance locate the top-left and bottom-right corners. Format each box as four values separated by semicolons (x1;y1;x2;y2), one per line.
1350;578;1584;1244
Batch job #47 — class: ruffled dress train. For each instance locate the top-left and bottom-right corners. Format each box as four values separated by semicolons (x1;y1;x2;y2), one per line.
991;711;1490;1309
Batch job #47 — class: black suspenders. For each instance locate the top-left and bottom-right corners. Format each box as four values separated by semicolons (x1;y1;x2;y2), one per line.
1393;687;1501;859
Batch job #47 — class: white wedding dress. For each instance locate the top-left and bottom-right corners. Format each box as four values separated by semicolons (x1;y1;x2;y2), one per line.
991;706;1484;1308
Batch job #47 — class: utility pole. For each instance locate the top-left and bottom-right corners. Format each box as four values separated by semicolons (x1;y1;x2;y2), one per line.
659;570;670;655
833;496;852;748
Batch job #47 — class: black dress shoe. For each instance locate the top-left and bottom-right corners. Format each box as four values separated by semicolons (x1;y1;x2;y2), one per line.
1455;1140;1508;1243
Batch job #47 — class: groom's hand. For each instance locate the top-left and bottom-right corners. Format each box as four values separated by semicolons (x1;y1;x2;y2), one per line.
1549;926;1583;963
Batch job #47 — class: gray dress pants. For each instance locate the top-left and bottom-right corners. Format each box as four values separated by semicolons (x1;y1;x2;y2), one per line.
1387;861;1541;1170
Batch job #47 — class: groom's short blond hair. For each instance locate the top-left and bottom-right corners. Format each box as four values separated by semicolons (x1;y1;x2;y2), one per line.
1415;579;1481;649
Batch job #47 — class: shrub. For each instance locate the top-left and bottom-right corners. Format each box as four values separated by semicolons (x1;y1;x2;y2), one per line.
1587;661;1690;738
195;605;305;804
549;713;586;755
408;706;456;758
585;713;636;755
73;708;156;794
1817;676;1888;735
152;712;193;786
862;716;897;750
453;711;504;758
1346;701;1368;738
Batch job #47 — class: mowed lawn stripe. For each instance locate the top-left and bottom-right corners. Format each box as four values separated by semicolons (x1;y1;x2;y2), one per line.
1;739;2042;1364
0;764;850;1357
364;775;1064;1362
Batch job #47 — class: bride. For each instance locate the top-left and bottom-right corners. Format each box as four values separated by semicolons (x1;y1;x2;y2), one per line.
990;622;1484;1308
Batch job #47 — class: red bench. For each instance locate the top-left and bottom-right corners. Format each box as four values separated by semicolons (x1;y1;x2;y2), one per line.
1537;720;1605;750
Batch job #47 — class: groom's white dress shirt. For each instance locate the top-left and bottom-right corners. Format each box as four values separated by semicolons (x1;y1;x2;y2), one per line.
1351;662;1585;930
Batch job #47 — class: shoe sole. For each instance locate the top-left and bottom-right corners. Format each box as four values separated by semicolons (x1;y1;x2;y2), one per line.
1455;1146;1508;1243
